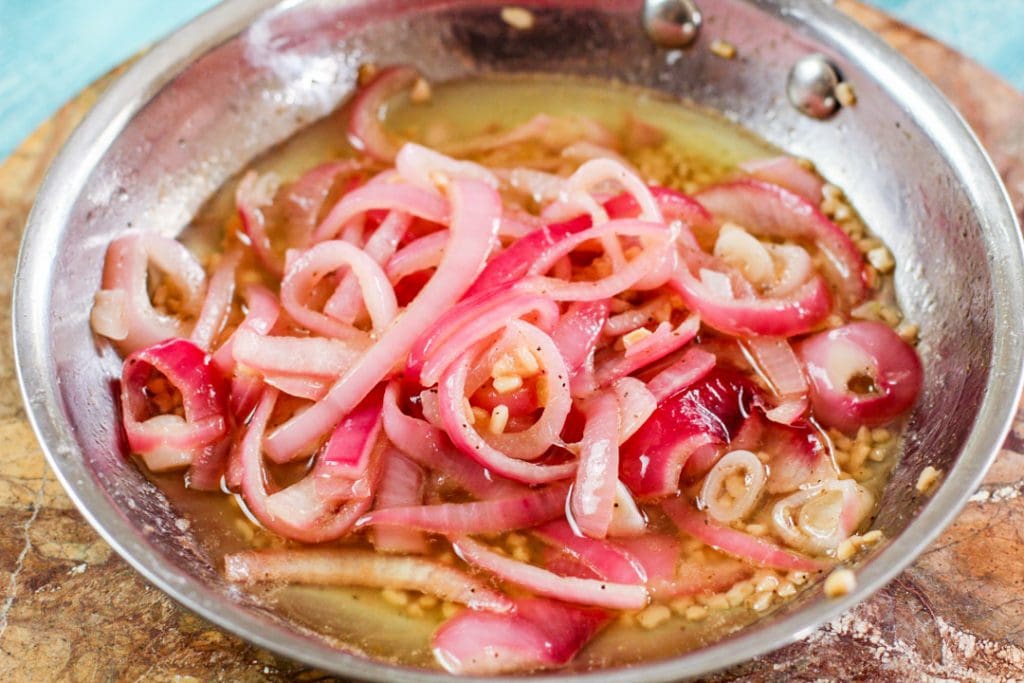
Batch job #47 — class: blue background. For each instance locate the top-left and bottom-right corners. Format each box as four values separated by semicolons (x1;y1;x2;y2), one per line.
2;0;1023;161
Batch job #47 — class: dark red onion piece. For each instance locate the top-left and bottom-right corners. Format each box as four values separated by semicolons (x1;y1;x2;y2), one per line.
798;321;923;433
432;598;609;675
619;368;757;499
465;215;591;298
313;384;386;472
120;338;230;491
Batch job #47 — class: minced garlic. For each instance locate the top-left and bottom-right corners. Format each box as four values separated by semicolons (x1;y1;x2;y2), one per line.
824;568;856;598
916;466;942;494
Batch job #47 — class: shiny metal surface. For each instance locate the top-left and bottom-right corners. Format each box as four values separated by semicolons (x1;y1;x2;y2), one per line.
13;0;1024;680
643;0;703;48
787;53;842;118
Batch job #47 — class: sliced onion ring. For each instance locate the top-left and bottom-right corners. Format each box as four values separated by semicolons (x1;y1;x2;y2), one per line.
699;449;766;523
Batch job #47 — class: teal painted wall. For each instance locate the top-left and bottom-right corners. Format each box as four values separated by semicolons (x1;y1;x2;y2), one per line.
1;1;1022;159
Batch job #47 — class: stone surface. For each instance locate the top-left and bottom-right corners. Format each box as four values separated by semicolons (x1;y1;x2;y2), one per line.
2;2;1024;680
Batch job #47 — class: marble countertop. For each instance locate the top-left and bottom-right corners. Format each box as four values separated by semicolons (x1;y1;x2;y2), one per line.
2;0;1024;680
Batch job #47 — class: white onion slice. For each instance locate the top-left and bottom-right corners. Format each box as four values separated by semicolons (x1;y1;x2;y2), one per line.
771;479;874;554
700;449;766;523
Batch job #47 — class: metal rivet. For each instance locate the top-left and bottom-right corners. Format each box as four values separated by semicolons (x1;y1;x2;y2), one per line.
643;0;702;49
787;54;841;119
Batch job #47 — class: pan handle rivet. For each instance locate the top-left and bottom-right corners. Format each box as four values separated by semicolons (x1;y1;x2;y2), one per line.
787;53;842;119
643;0;702;49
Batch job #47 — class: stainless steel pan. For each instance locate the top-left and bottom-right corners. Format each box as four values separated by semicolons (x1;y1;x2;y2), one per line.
14;1;1024;680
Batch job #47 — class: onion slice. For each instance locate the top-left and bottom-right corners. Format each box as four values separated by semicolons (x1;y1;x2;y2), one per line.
438;323;575;484
280;239;398;339
190;248;241;350
381;381;522;499
738;156;824;204
696;180;866;306
264;179;501;462
453;537;650;610
239;389;380;543
664;498;826;572
569;391;620;539
225;548;512;612
533;521;646;584
357;482;569;535
699;449;766;523
348;66;419;162
432;598;609;675
798;321;923;433
120;338;229;490
646;348;716;404
95;233;207;354
371;451;428;554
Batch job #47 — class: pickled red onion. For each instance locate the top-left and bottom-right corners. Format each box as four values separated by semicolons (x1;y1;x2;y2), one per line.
226;548;512;612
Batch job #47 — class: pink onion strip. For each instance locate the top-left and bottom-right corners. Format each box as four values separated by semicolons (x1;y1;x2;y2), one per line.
738;156;824;205
323;210;412;323
396;142;500;190
570;391;620;539
232;327;365;379
381;381;523;499
239;389;378;543
386;231;448;283
225;548;512;612
417;294;561;389
190;248;242;351
669;263;832;338
453;537;649;610
551;300;610;375
236;171;282;275
664;498;826;572
743;337;807;397
371;451;428;554
313;182;448;242
280;239;398;339
347;66;419;162
533;521;646;584
647;348;717;403
611;377;657;444
96;232;207;353
264;179;501;462
523;220;675;301
593;313;700;388
439;323;575;484
357;482;569;534
696;180;866;305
